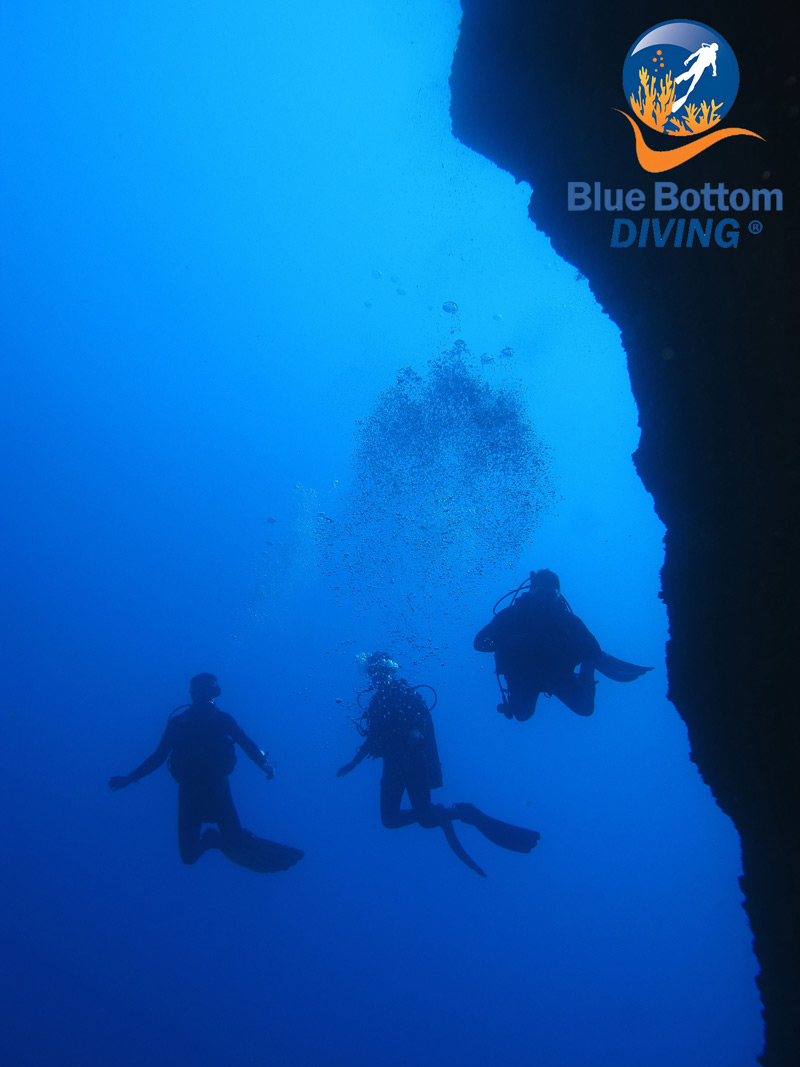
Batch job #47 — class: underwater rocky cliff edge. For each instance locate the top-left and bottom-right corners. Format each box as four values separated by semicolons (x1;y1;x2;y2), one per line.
450;3;800;1064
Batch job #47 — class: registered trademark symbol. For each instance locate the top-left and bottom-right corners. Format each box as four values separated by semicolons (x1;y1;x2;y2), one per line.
749;220;763;234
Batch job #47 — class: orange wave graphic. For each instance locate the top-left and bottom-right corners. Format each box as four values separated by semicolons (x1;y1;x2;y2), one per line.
616;111;763;173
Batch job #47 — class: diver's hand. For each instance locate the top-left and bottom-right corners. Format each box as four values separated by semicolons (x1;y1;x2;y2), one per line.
108;775;132;791
255;750;275;780
337;760;356;778
409;729;424;746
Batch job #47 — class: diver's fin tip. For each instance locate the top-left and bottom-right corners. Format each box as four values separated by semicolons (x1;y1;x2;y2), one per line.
455;805;540;854
441;819;487;877
220;833;305;874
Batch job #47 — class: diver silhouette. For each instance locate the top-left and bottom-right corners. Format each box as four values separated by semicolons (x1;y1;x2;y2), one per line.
109;673;304;873
671;42;718;114
474;570;651;722
337;652;540;876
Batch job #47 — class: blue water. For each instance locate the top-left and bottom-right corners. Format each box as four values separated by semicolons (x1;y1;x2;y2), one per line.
2;3;764;1065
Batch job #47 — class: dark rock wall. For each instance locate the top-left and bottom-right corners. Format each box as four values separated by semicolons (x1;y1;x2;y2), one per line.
450;3;799;1064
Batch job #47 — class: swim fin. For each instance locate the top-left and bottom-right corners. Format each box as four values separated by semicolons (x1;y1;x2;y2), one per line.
594;652;652;683
441;819;487;878
451;803;540;853
220;830;305;874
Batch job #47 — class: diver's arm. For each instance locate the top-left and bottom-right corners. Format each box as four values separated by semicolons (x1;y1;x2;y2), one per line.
474;601;529;652
226;715;274;778
108;725;173;790
337;744;369;777
474;614;504;652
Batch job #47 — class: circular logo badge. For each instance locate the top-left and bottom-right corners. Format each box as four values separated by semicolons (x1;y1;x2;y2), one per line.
622;20;739;138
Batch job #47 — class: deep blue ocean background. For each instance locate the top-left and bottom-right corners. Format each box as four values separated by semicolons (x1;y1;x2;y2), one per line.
2;3;764;1065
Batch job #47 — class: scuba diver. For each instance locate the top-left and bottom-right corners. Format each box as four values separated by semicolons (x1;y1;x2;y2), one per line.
474;569;652;722
108;673;304;874
337;651;540;877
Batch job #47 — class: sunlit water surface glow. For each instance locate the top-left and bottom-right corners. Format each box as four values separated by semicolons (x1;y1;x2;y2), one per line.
2;2;763;1065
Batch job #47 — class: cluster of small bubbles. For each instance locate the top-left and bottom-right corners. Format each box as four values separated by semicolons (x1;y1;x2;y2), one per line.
368;269;409;300
245;486;321;623
315;342;552;641
474;345;516;366
442;301;458;315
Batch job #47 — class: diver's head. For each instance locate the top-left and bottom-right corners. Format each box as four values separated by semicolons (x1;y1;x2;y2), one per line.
529;569;561;601
189;672;221;703
356;651;400;686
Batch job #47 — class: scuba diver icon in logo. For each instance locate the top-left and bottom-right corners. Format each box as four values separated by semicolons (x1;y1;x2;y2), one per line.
619;20;762;172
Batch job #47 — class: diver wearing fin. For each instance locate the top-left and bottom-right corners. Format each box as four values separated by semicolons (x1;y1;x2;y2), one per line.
109;673;304;873
337;652;540;876
474;569;652;721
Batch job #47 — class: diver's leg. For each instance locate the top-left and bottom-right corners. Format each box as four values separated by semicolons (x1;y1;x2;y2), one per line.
213;778;247;849
506;680;540;722
380;760;418;829
177;785;206;865
555;666;596;716
406;758;439;829
395;758;482;871
687;70;703;94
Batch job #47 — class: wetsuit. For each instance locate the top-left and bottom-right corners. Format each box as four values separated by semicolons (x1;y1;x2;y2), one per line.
359;680;444;829
474;592;601;720
339;675;541;874
125;701;269;864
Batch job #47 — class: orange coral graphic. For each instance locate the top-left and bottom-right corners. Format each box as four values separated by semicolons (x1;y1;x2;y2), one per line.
629;66;676;132
668;99;724;135
630;66;725;138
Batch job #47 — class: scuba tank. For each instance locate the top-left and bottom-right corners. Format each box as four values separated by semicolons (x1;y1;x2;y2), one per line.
352;681;437;736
